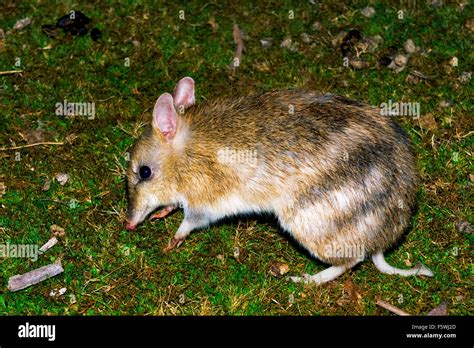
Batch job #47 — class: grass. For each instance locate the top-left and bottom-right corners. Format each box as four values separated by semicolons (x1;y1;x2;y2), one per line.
0;0;472;316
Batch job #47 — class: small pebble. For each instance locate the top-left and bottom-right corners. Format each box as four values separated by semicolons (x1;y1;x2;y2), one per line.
449;57;458;67
55;173;69;186
300;32;312;44
465;19;474;32
389;54;408;72
280;38;297;51
361;6;376;18
405;74;420;84
42;178;51;191
132;40;140;47
455;220;473;234
260;37;272;48
404;39;417;54
312;21;322;31
50;287;67;297
69;199;79;209
459;71;471;84
90;27;101;41
439;100;454;108
14;18;32;30
430;0;443;7
0;29;5;40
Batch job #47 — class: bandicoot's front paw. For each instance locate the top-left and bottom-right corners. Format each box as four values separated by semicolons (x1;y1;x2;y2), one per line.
150;205;178;220
162;237;184;253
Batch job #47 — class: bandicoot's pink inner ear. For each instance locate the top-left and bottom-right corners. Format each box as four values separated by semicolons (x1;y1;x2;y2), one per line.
173;77;195;110
152;93;178;142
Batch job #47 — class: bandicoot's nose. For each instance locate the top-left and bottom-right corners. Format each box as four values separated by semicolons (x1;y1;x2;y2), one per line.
124;221;136;231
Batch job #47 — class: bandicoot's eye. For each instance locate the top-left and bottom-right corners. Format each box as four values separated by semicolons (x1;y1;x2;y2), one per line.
139;166;151;179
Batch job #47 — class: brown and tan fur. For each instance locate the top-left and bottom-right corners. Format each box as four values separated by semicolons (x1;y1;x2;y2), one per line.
125;77;433;284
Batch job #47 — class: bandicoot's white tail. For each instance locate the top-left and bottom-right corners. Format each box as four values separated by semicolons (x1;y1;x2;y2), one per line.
372;251;434;277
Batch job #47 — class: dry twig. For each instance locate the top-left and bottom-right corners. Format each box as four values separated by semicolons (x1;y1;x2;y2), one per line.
8;263;64;292
1;142;64;151
376;299;412;316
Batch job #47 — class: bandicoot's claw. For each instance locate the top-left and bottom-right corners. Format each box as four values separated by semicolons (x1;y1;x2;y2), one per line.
150;205;177;220
162;237;184;253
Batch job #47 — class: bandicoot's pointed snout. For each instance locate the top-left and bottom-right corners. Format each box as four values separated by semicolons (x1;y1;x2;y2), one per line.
124;221;137;231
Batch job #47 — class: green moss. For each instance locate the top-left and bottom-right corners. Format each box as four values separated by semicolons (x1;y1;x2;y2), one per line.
0;0;472;315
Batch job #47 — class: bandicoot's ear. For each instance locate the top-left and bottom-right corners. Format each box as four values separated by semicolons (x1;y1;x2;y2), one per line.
173;77;195;113
152;93;178;142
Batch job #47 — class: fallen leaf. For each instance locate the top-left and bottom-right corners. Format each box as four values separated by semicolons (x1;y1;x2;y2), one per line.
0;182;5;198
350;58;369;69
254;61;271;72
269;261;290;278
207;18;219;32
344;278;362;302
427;302;447;316
25;128;48;144
418;113;438;132
50;224;66;237
42;178;51;191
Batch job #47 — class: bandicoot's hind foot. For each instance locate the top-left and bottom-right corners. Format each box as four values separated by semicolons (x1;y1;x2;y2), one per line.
162;237;184;253
289;259;362;285
372;251;434;277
